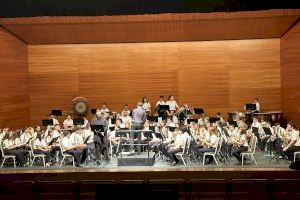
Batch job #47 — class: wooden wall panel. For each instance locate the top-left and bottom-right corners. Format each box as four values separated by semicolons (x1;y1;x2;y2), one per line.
229;39;281;112
281;22;300;126
28;39;281;125
0;27;29;129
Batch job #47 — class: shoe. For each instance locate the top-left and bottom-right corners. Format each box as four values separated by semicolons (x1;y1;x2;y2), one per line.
171;161;176;166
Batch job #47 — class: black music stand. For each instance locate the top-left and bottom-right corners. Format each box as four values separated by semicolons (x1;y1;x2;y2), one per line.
51;109;62;116
187;119;198;124
209;117;220;124
148;116;159;122
158;105;170;117
194;108;204;114
168;126;176;132
73;118;84;125
228;121;238;127
245;103;256;111
42;119;53;126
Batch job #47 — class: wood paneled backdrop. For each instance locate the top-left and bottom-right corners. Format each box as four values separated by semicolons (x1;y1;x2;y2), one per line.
281;21;300;126
0;27;29;129
28;39;281;125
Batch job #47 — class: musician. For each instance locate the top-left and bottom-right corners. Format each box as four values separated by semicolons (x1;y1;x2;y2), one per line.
225;124;240;157
20;127;34;150
254;97;261;112
52;124;62;138
142;97;151;115
250;117;265;144
2;131;28;166
166;95;179;111
49;114;59;126
0;126;9;142
216;112;226;124
232;129;249;162
82;126;96;162
283;121;300;161
167;128;186;165
272;122;286;156
259;121;273;151
63;114;74;129
91;110;109;162
100;103;110;114
120;110;132;125
156;96;166;108
121;104;131;116
196;128;219;164
61;131;84;167
33;131;51;167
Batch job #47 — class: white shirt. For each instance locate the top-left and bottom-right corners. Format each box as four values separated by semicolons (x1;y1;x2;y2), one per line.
290;130;300;146
63;119;74;128
52;118;59;125
156;100;166;107
256;102;261;112
70;132;84;145
20;132;32;145
174;134;186;148
100;108;110;113
142;102;151;112
166;100;179;111
61;137;73;152
83;129;94;144
121;116;132;124
52;130;61;139
209;134;219;148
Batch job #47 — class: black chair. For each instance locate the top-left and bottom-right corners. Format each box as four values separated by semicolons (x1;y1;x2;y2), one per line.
273;179;300;200
231;179;271;200
37;180;76;200
79;180;117;200
0;181;36;200
148;179;186;200
190;179;228;200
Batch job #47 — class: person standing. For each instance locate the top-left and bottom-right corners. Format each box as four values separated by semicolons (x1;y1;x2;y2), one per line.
130;102;147;153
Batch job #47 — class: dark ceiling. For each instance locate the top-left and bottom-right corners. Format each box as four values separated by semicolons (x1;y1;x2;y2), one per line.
0;0;300;18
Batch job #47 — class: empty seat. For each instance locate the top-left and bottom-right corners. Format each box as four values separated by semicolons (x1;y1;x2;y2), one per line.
148;179;186;200
0;181;35;200
231;179;270;200
274;179;300;200
79;180;117;200
190;179;228;200
37;180;76;200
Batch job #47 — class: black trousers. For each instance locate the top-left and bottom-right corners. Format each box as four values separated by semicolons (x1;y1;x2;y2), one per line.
232;146;248;162
65;149;83;166
284;146;300;161
33;149;51;163
4;149;28;166
130;123;143;153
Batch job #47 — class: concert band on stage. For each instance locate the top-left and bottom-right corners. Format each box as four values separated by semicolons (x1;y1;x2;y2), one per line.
0;95;299;168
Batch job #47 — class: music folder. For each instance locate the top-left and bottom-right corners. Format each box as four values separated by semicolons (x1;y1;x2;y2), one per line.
168;126;176;132
42;119;53;126
245;103;256;111
91;108;97;115
252;127;259;135
148;116;158;122
51;109;62;116
84;135;91;144
91;125;104;132
187;119;198;124
159;105;170;111
263;127;272;135
228;121;238;127
73;118;84;125
48;137;59;146
194;108;204;114
209;117;220;123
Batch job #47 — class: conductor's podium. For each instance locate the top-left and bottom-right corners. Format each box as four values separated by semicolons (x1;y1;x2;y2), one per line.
115;130;156;166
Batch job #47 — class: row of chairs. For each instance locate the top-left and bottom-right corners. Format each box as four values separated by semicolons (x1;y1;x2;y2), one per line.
0;141;75;168
1;179;300;200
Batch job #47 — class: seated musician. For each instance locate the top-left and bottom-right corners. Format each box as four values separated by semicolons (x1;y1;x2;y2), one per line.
142;97;151;115
259;121;273;151
20;127;35;150
120;110;132;125
156;96;166;108
250;117;265;144
167;128;186;166
45;127;60;163
0;126;9;142
283;121;300;161
225;124;240;157
166;95;179;112
33;131;52;167
2;131;29;166
254;97;261;112
100;103;110;114
82;125;96;162
61;131;84;167
49;114;60;126
63;114;74;130
196;128;219;164
149;126;163;149
271;122;286;156
121;104;131;116
232;129;249;162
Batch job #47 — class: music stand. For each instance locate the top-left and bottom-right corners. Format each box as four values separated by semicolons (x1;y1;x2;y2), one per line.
159;105;170;111
148;116;158;122
91;125;104;132
51;109;62;116
194;108;204;114
42;119;53;126
168;126;176;132
73;118;84;125
228;121;238;127
245;103;256;111
109;126;115;131
209;117;220;124
187;119;198;124
263;127;272;136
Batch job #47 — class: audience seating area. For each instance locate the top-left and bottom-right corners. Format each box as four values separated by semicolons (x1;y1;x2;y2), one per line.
0;179;300;200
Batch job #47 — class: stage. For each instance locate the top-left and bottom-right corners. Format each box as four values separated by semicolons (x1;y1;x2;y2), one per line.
0;151;299;183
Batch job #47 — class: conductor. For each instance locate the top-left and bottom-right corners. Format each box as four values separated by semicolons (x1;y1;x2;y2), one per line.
130;102;147;154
